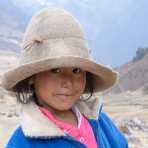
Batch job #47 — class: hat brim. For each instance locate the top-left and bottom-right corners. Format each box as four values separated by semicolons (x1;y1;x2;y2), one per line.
2;56;118;92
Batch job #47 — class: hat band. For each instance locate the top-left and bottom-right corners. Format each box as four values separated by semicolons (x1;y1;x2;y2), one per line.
20;38;90;65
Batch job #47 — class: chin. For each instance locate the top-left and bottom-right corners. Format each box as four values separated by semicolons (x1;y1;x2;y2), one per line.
54;104;73;111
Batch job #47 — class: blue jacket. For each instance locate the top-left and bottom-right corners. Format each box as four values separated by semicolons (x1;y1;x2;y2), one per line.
6;111;128;148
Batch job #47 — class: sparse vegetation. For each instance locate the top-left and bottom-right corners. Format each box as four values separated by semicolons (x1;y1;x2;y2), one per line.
133;47;148;62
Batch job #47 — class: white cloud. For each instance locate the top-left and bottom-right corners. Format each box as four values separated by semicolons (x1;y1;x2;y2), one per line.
12;0;37;7
11;0;54;8
36;0;47;5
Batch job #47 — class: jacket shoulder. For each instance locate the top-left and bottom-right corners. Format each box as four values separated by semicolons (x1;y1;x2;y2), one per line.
6;127;32;148
99;112;128;148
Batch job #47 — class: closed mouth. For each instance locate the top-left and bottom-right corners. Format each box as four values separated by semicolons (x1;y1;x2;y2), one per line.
56;94;72;96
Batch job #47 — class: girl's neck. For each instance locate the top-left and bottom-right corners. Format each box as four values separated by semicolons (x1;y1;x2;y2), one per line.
41;104;78;127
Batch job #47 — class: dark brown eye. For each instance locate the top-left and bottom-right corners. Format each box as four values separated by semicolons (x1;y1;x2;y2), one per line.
73;68;82;74
51;68;61;73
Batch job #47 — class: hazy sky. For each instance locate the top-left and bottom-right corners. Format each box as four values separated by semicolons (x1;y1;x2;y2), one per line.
11;0;148;68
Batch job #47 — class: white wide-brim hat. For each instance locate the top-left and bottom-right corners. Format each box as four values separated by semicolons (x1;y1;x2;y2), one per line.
1;8;118;92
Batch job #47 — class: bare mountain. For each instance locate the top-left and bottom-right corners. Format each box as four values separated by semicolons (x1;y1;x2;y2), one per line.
112;54;148;93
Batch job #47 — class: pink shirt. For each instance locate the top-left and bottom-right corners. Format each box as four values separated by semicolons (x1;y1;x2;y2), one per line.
39;106;98;148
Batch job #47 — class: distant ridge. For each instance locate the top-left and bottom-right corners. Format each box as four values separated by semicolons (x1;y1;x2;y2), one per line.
111;53;148;93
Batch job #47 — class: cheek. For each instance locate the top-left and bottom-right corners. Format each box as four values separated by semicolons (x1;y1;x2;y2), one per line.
74;76;86;93
35;75;59;98
44;78;57;90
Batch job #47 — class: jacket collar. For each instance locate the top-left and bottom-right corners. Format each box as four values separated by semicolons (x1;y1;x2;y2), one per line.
20;96;102;138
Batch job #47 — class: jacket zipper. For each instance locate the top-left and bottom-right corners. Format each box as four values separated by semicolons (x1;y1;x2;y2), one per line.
61;135;88;148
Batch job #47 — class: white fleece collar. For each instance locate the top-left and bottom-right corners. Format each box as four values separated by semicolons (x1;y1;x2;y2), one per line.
20;96;101;138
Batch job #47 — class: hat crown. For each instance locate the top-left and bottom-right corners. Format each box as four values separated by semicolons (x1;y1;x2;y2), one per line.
20;8;90;65
22;8;86;49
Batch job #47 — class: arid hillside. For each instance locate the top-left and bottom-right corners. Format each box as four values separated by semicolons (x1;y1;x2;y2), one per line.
112;53;148;93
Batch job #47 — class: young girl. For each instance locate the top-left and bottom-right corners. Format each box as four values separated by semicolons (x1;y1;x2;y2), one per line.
2;8;128;148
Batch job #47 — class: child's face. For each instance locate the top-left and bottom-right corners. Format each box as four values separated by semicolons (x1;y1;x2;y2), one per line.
34;67;86;111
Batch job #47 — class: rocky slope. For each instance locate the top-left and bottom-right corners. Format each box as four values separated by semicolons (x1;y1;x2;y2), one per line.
111;54;148;93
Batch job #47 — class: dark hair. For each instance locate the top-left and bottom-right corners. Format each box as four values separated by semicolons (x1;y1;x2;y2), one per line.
13;72;94;105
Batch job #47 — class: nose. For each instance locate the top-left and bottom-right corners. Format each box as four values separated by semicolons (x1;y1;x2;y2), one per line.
61;74;73;88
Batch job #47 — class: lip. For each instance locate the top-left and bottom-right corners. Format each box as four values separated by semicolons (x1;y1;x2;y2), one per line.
54;94;73;100
55;94;73;96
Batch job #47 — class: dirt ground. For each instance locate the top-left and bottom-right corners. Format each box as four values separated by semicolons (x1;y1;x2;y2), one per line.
103;92;148;148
